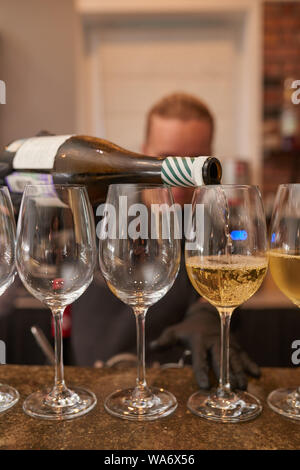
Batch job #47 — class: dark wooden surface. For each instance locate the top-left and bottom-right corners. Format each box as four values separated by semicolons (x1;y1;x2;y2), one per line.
0;365;300;450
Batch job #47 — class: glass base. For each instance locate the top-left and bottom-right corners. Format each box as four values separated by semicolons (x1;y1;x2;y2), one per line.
23;386;97;420
104;386;177;421
0;384;19;413
268;388;300;421
187;388;262;423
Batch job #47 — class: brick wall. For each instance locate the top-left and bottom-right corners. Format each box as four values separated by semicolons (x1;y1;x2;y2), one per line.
263;1;300;209
264;1;300;151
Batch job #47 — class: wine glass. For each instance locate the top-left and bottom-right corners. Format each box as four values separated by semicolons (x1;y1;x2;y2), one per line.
16;184;97;420
185;185;268;422
99;184;181;420
0;187;19;413
268;183;300;420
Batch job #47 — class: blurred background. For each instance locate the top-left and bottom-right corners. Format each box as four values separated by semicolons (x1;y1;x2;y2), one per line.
0;0;300;366
1;1;300;200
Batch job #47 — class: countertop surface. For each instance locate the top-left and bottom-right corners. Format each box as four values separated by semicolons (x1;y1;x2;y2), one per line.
0;365;300;450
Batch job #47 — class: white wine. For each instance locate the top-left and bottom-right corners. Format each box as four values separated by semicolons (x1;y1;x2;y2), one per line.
186;255;268;308
269;250;300;307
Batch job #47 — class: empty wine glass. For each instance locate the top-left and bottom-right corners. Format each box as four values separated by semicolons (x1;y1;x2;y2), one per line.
185;185;268;422
16;184;97;420
0;187;19;413
268;184;300;420
99;184;181;420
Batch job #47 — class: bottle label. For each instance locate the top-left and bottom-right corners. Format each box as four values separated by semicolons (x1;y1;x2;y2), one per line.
5;172;54;193
5;138;27;153
12;135;73;170
161;156;207;187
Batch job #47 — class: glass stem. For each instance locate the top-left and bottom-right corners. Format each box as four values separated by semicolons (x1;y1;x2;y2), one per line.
51;307;67;396
217;308;234;398
133;307;149;397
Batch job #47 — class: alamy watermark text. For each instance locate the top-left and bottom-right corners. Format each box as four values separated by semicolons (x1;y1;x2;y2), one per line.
291;340;300;365
0;340;6;364
96;198;205;250
0;80;6;104
291;80;300;105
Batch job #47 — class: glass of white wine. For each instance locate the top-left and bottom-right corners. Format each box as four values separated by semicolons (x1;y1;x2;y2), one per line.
16;184;97;420
0;187;19;413
268;183;300;420
185;185;268;422
99;184;181;420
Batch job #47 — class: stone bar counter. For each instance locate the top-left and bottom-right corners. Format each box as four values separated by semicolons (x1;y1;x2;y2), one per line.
1;365;300;450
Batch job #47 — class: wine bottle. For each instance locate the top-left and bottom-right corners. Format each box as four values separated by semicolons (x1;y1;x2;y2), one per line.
0;134;222;207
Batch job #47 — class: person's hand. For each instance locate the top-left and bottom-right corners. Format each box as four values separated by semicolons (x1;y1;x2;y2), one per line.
150;301;260;390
